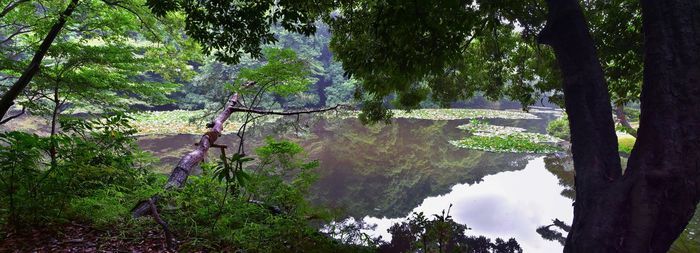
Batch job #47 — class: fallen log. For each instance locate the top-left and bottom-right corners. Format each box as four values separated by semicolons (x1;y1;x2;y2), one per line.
132;92;242;218
131;85;344;218
130;81;346;249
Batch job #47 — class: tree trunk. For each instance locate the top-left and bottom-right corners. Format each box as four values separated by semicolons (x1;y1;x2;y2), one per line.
538;0;700;252
622;0;700;252
49;84;59;167
132;93;241;217
615;104;637;137
0;0;79;122
537;0;624;251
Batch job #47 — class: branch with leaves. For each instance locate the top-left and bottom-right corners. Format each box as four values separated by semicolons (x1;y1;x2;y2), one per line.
132;48;346;249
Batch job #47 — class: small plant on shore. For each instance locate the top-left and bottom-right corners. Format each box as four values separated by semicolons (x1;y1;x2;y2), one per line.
547;115;570;141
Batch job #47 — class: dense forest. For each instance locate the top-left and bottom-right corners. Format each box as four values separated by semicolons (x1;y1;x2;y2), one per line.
1;0;699;252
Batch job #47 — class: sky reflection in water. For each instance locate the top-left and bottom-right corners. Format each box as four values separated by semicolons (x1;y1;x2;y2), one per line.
361;157;573;253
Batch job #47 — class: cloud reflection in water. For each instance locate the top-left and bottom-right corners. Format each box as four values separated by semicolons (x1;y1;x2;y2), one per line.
362;157;573;253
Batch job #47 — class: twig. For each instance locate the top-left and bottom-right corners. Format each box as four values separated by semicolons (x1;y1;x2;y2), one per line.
0;106;24;125
148;198;175;251
231;104;346;116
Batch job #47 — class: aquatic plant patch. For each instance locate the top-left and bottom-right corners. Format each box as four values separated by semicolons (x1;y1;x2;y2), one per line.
451;120;561;153
457;120;527;136
130;110;280;135
392;109;539;120
450;135;561;154
323;109;539;121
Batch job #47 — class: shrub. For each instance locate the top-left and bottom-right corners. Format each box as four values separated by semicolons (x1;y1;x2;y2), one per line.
0;113;155;228
547;115;570;141
159;139;375;252
624;107;640;122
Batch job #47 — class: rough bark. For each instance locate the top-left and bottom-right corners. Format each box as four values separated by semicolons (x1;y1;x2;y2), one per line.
537;0;624;251
0;0;79;123
132;93;241;217
538;0;700;252
622;0;700;252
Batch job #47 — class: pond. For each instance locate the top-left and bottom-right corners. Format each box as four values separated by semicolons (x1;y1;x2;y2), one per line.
138;108;574;252
361;157;573;252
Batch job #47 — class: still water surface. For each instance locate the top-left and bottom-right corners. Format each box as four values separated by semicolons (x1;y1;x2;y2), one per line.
361;157;572;252
139;109;573;252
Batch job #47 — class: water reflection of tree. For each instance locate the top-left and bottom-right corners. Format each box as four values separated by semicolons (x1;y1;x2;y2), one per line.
544;155;575;200
536;218;571;246
540;154;700;251
535;154;575;246
379;208;523;253
297;118;533;218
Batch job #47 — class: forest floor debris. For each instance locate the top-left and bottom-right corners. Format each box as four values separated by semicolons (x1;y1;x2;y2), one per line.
0;223;173;253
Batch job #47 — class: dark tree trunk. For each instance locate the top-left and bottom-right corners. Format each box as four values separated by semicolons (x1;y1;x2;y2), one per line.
622;0;700;252
538;0;624;251
538;0;700;252
315;77;331;108
49;85;59;167
314;45;334;108
0;0;79;122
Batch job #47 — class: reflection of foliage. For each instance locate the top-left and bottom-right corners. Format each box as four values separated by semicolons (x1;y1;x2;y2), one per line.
138;115;545;219
324;218;380;246
537;154;576;246
543;154;700;252
536;219;571;246
379;209;523;253
544;155;575;200
300;118;530;218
